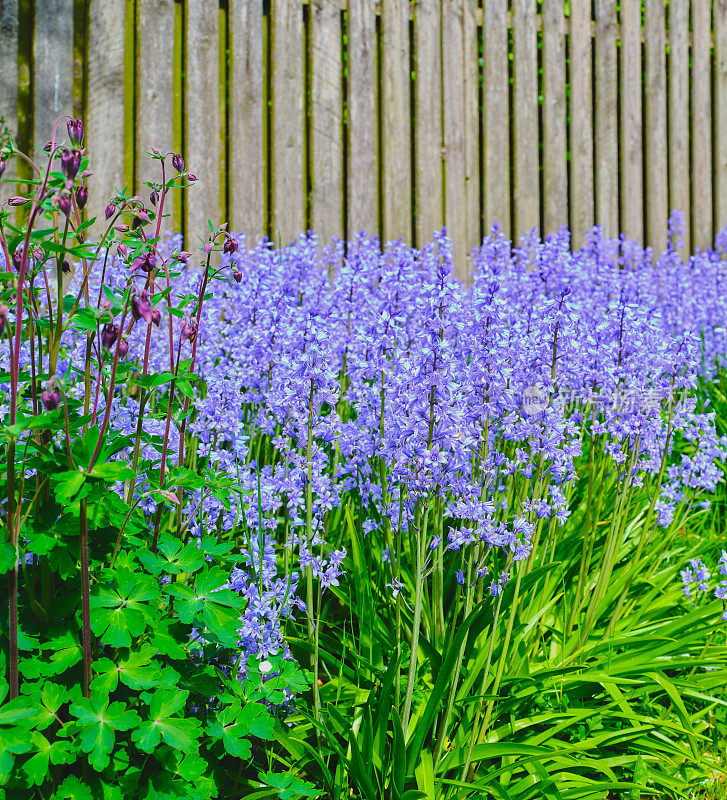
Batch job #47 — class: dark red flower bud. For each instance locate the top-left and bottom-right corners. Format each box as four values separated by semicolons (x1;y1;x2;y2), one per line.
58;195;72;217
0;305;7;335
151;308;161;327
105;202;115;220
43;141;52;153
180;319;197;343
132;209;151;229
117;244;128;258
62;260;71;275
115;224;131;233
131;252;156;273
41;386;62;411
67;118;84;146
61;149;81;180
223;236;239;255
171;153;184;173
8;196;28;206
176;251;194;264
75;185;88;209
117;340;129;358
186;173;198;183
150;188;160;206
0;158;5;178
101;322;118;351
233;269;242;284
12;251;22;270
131;290;153;324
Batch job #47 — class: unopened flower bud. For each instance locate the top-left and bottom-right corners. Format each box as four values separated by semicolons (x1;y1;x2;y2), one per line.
41;385;62;411
131;290;153;324
60;149;81;180
12;251;22;270
0;305;6;335
233;269;242;284
186;173;198;183
131;252;156;273
180;319;197;343
0;158;5;178
117;340;129;358
67;118;84;145
75;185;88;209
171;153;184;173
223;236;239;255
132;209;151;229
149;188;160;206
117;244;128;258
101;322;118;351
151;307;161;327
57;195;72;217
105;202;115;220
8;196;28;206
43;141;52;153
62;260;71;275
115;224;131;233
176;251;193;264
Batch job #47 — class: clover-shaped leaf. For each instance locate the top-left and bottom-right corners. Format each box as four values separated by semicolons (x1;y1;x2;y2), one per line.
69;695;139;771
22;732;73;785
90;568;161;646
259;770;320;800
138;533;206;576
91;644;171;693
132;689;201;754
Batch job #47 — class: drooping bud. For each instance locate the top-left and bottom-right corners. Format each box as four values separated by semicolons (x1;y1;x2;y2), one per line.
186;173;198;183
0;158;5;178
75;185;88;209
223;236;239;255
43;141;52;153
117;244;128;259
8;196;28;206
41;384;62;411
117;340;129;358
233;269;242;284
60;149;81;180
131;252;156;273
57;195;72;217
171;153;184;173
12;251;22;271
180;319;197;343
175;251;194;264
67;118;84;146
0;305;7;336
101;322;118;351
149;188;160;206
115;224;131;233
105;202;115;220
151;307;161;327
62;260;71;275
131;290;153;324
131;209;151;229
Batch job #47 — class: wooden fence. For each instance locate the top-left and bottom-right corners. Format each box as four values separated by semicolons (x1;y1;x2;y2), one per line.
1;0;727;278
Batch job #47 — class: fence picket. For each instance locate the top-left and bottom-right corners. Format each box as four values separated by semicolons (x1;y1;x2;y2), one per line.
542;0;566;236
569;0;594;248
0;0;18;181
513;0;539;238
595;0;618;238
620;0;642;242
717;0;727;233
382;0;411;243
463;0;479;264
229;0;264;244
669;0;690;253
86;0;125;225
692;0;712;251
311;0;343;247
644;0;667;252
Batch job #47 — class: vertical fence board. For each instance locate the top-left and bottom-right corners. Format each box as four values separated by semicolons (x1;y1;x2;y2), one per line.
271;0;304;244
716;0;727;233
542;0;566;235
692;0;712;250
347;0;377;237
513;0;538;238
136;0;175;226
414;0;442;247
644;0;667;251
311;0;343;245
620;0;642;242
33;0;73;150
382;0;411;243
669;0;690;252
595;0;618;238
86;0;125;222
463;0;479;263
185;0;220;237
0;0;18;181
443;0;467;275
229;0;264;242
569;0;594;248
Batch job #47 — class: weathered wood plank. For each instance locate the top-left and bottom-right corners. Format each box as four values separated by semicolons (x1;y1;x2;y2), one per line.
185;0;220;238
0;0;18;181
569;0;594;248
271;0;304;244
33;0;73;150
512;0;538;238
620;0;642;242
229;0;264;243
136;0;175;226
382;0;411;243
668;0;690;252
541;0;566;236
346;0;377;238
644;0;667;251
311;0;343;245
462;0;479;266
692;0;712;250
86;0;125;223
482;0;509;236
414;0;442;248
716;0;727;235
443;0;467;276
594;0;618;238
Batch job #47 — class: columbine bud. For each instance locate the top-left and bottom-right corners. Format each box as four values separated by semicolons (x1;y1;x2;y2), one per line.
8;196;28;206
0;305;6;335
12;251;22;270
115;224;131;233
41;385;62;411
75;186;88;209
0;158;5;178
117;244;128;258
117;340;129;358
149;188;160;206
43;141;52;153
176;251;193;264
101;322;118;351
171;153;184;173
131;252;156;273
186;173;198;183
131;290;153;324
62;260;71;275
151;308;161;327
233;269;242;284
180;319;197;343
60;149;81;180
223;236;239;255
132;209;151;229
105;202;115;220
57;195;72;217
67;118;84;145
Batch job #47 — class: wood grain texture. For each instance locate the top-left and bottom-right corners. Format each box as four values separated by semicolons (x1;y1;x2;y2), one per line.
668;0;690;252
644;0;667;251
620;0;642;242
414;0;442;247
716;0;727;234
311;0;343;245
512;0;538;238
569;0;594;248
33;0;73;150
185;0;220;239
462;0;479;267
136;0;175;226
691;0;712;250
443;0;467;276
229;0;264;243
382;0;411;243
541;0;566;236
0;0;18;180
482;0;509;236
86;0;125;226
346;0;377;238
271;0;304;244
594;0;618;238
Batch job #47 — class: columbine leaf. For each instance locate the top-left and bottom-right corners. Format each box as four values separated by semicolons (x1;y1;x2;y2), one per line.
22;732;73;785
132;689;201;754
138;533;206;576
260;770;320;800
90;568;161;646
69;696;139;771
